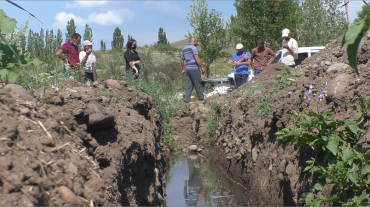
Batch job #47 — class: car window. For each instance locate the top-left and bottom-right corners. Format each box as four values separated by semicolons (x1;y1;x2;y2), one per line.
295;52;308;66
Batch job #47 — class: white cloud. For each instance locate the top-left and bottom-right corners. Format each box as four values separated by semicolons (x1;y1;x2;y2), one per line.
88;9;134;25
52;12;86;30
66;1;108;8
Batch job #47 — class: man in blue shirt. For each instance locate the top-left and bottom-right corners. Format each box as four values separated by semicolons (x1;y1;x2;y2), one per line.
233;43;251;88
180;37;205;103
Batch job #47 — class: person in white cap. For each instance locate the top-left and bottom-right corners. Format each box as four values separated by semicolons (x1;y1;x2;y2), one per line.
281;29;298;68
233;43;251;88
79;40;97;81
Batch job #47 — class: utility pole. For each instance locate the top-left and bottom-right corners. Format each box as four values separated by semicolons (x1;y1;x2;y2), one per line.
344;0;351;27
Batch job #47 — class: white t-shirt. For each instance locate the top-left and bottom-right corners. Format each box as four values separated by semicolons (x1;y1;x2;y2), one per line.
79;51;96;73
281;38;298;66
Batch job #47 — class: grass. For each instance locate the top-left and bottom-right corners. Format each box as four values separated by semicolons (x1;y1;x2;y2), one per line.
246;83;265;98
255;95;273;117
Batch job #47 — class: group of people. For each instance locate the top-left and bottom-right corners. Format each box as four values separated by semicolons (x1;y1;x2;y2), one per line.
55;33;141;81
181;28;298;103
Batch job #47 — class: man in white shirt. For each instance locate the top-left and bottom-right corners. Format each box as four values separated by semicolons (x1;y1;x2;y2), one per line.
79;40;97;81
281;29;298;68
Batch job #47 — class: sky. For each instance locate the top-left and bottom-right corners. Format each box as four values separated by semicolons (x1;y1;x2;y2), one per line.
1;0;368;50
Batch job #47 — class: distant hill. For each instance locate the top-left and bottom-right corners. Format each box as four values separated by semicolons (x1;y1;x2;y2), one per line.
170;39;236;56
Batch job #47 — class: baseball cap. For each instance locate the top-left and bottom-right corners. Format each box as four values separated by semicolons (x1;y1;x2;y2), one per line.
236;43;244;50
282;29;290;37
83;40;93;46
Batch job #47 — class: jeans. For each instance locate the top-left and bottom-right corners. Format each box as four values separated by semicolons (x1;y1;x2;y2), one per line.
234;74;249;88
255;69;263;76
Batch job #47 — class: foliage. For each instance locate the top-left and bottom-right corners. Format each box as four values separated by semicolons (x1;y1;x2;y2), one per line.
255;95;273;117
65;18;76;42
297;0;347;47
111;27;124;50
205;102;221;145
342;16;370;75
230;1;300;51
186;0;229;78
100;40;106;52
276;97;370;206
354;4;370;23
274;67;298;92
83;24;93;42
157;27;169;45
127;34;133;41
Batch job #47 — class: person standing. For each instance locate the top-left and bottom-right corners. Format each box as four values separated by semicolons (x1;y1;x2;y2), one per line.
251;39;277;76
233;43;251;88
56;33;83;76
79;40;97;82
281;28;298;68
124;39;140;78
180;37;205;103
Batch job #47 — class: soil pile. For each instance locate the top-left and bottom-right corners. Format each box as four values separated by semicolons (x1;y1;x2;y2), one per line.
0;79;167;206
172;33;370;205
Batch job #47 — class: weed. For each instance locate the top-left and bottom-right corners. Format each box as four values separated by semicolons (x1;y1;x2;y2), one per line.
246;83;265;98
255;95;273;117
274;66;298;92
101;89;112;97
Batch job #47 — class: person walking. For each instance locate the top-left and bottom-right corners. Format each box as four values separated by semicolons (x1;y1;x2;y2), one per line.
281;28;298;68
180;37;205;103
56;33;83;76
251;38;277;76
124;39;140;78
79;40;97;82
233;43;251;88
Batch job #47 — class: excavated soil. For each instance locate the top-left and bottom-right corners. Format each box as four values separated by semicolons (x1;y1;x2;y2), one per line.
0;79;167;206
171;33;370;206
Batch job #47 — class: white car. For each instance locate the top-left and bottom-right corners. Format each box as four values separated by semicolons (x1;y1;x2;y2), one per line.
272;46;325;66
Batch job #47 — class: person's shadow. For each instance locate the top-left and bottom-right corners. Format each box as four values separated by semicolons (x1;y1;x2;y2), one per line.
183;158;206;206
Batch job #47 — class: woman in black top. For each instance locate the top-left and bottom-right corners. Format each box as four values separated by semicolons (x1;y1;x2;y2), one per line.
124;39;140;77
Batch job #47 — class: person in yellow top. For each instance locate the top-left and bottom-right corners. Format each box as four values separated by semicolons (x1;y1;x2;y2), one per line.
281;29;298;68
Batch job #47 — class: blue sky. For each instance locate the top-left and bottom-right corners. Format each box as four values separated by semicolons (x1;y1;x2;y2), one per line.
1;0;367;50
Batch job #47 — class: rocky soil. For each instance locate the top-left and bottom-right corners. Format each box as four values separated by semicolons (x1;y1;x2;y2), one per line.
0;79;167;206
171;33;370;205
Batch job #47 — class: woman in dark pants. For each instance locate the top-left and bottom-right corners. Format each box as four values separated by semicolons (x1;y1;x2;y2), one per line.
124;39;140;78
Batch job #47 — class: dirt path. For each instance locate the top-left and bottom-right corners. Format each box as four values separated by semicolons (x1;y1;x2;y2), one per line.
0;79;167;206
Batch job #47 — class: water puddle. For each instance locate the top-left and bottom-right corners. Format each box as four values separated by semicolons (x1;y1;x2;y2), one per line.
164;153;249;206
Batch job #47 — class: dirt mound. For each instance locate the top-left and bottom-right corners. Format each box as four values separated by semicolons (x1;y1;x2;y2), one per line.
0;79;167;206
171;33;370;206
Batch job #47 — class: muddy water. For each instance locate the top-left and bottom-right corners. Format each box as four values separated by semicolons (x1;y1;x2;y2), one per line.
164;153;250;207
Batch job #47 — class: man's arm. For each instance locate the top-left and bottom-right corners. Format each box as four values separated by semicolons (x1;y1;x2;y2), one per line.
194;55;205;74
180;59;185;74
267;50;277;66
56;49;66;62
250;50;255;74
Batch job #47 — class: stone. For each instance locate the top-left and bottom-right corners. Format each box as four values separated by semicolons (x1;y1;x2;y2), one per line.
98;85;105;90
226;156;232;160
327;73;354;98
106;79;121;89
19;107;30;115
279;159;287;173
278;173;284;181
324;61;331;66
182;148;187;153
269;164;273;171
175;92;185;101
3;84;32;100
189;145;198;152
156;154;161;161
197;148;203;153
86;102;115;131
252;147;258;162
326;63;350;73
128;88;133;92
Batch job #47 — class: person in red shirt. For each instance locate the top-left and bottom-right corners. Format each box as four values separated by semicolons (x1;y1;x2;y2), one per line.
56;33;83;76
251;38;277;76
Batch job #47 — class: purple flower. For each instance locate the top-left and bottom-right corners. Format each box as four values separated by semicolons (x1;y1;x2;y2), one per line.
317;94;324;102
322;89;328;98
304;92;309;100
304;99;311;107
212;121;214;124
309;84;313;95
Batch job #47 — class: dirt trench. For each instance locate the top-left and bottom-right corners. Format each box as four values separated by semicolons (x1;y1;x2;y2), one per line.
171;33;370;205
0;78;168;206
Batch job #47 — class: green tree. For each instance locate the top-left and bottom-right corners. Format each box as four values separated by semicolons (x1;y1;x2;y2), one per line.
128;34;132;41
187;0;229;77
55;29;63;52
111;27;124;50
65;18;76;42
354;4;370;23
157;27;169;44
297;0;346;46
230;1;300;51
83;24;93;42
100;40;106;52
27;29;34;56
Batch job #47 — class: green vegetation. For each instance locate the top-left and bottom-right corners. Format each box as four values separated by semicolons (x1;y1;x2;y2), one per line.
276;97;370;206
274;67;298;92
111;27;124;50
157;27;169;45
246;83;265;98
204;102;221;145
255;95;273;117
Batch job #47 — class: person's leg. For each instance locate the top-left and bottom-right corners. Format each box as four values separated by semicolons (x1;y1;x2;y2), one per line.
241;74;249;85
85;73;94;82
184;71;193;103
234;73;243;88
255;69;262;76
188;69;204;101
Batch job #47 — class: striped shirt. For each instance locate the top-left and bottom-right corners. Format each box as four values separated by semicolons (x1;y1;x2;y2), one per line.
181;44;199;70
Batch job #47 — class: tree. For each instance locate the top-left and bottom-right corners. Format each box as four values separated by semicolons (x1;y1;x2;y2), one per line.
157;27;169;44
230;1;300;51
297;0;347;46
111;27;124;50
354;4;370;23
128;34;132;41
100;40;106;52
55;29;63;52
65;18;76;42
27;29;34;56
83;24;93;42
187;0;229;77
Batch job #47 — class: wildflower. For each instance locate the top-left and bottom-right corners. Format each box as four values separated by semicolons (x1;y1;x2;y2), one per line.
304;98;311;107
308;84;313;95
317;93;324;102
304;92;309;100
52;85;60;91
322;89;328;97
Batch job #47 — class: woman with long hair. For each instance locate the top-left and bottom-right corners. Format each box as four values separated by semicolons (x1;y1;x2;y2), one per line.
124;39;140;77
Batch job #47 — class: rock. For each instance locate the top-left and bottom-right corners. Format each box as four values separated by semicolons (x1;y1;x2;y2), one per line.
197;148;203;153
234;153;242;160
226;156;232;160
189;145;198;152
279;160;287;173
326;63;350;73
3;84;32;100
19;107;30;115
324;61;331;66
269;164;273;171
86;102;115;131
98;85;105;90
327;73;354;98
228;142;233;149
182;148;187;153
157;193;164;201
278;173;284;181
106;79;121;89
156;154;161;161
175;92;185;101
128;88;133;92
252;147;258;162
120;81;128;87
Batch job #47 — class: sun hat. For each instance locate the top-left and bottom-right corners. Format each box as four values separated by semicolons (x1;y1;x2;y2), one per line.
83;40;93;46
282;29;290;37
236;43;244;50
